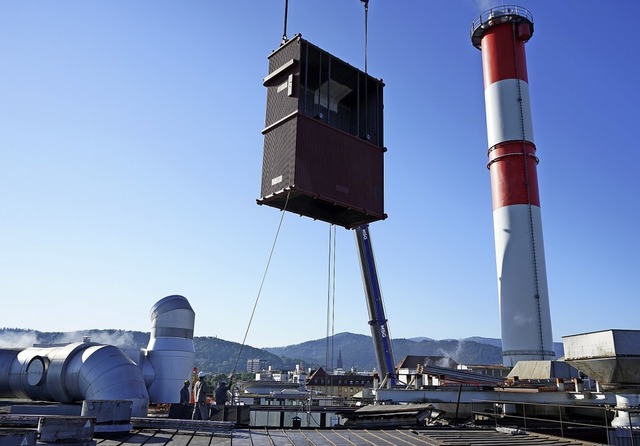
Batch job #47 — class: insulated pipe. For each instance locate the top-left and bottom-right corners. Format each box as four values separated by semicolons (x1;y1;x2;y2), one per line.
471;6;555;366
0;295;196;413
0;343;149;417
0;350;20;397
144;295;195;403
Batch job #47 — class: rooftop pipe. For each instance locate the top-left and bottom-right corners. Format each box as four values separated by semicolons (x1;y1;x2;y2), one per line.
0;294;196;416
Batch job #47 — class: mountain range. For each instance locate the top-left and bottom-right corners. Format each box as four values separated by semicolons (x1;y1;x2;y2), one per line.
0;328;563;374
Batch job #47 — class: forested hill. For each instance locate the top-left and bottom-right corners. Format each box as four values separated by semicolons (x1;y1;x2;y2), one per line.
1;329;561;374
263;332;504;370
0;328;301;374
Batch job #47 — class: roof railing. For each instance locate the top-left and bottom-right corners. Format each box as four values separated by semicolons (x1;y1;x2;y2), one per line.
470;5;534;49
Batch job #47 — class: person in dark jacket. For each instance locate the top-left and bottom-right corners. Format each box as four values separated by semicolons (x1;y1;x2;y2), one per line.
215;380;232;406
179;380;191;419
180;380;190;405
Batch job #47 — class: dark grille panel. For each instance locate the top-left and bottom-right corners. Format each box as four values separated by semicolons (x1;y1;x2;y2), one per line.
264;39;301;128
259;118;297;197
259;36;386;229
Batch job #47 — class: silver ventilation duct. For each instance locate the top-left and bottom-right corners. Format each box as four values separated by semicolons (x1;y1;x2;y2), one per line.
0;342;149;417
564;329;640;437
0;295;197;414
563;329;640;391
144;295;195;403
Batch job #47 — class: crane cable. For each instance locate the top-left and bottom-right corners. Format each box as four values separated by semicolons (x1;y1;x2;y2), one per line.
282;0;289;44
231;191;291;376
363;0;369;74
325;224;337;374
232;0;290;378
323;0;371;375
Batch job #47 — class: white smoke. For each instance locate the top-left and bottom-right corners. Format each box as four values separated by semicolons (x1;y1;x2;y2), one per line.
85;331;137;347
56;330;139;348
0;331;39;349
436;340;464;363
0;329;144;350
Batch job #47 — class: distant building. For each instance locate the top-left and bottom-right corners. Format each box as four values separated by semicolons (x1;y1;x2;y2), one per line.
242;365;308;395
246;358;267;373
306;367;374;401
336;350;343;369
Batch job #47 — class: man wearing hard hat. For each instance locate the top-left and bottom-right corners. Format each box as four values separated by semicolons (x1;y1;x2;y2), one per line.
191;372;209;420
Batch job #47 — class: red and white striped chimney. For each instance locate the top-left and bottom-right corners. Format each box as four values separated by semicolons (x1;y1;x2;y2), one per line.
471;6;555;366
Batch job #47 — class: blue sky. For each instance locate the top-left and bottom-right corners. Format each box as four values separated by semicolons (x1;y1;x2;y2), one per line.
1;1;638;349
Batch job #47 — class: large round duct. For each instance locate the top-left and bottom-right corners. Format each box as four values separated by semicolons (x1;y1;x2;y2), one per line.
0;342;149;417
0;295;196;412
0;349;20;397
144;295;195;403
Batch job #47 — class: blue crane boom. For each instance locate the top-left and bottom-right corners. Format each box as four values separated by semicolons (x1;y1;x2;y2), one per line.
354;224;397;386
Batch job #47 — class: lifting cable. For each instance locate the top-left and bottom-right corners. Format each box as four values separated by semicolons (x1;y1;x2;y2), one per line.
282;0;289;44
362;0;369;74
325;224;337;373
322;0;371;375
362;0;370;141
231;191;291;376
331;226;336;366
268;1;372;377
233;0;291;377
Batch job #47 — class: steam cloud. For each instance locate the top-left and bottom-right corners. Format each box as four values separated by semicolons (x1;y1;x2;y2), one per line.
0;331;39;349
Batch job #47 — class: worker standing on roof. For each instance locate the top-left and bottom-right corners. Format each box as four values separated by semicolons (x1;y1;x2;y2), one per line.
192;372;209;420
215;378;232;406
179;380;191;419
180;380;190;405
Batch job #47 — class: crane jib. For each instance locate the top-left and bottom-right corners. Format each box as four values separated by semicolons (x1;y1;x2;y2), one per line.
356;224;397;386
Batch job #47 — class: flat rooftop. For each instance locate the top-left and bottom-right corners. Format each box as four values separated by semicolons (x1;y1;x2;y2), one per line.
95;426;600;446
0;406;605;446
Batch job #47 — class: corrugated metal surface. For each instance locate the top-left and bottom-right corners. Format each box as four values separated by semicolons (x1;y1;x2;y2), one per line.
0;415;607;446
412;428;601;445
92;427;603;446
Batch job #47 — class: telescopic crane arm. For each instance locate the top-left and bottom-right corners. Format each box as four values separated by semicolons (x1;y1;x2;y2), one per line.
354;224;397;387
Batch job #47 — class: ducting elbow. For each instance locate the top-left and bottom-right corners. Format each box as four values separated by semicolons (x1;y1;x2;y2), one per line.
68;343;150;417
1;343;149;417
144;295;195;403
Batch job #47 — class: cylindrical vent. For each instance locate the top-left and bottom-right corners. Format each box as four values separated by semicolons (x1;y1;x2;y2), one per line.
471;6;555;366
145;295;196;403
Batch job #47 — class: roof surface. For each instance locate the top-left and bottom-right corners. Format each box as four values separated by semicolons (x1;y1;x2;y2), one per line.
95;426;601;446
